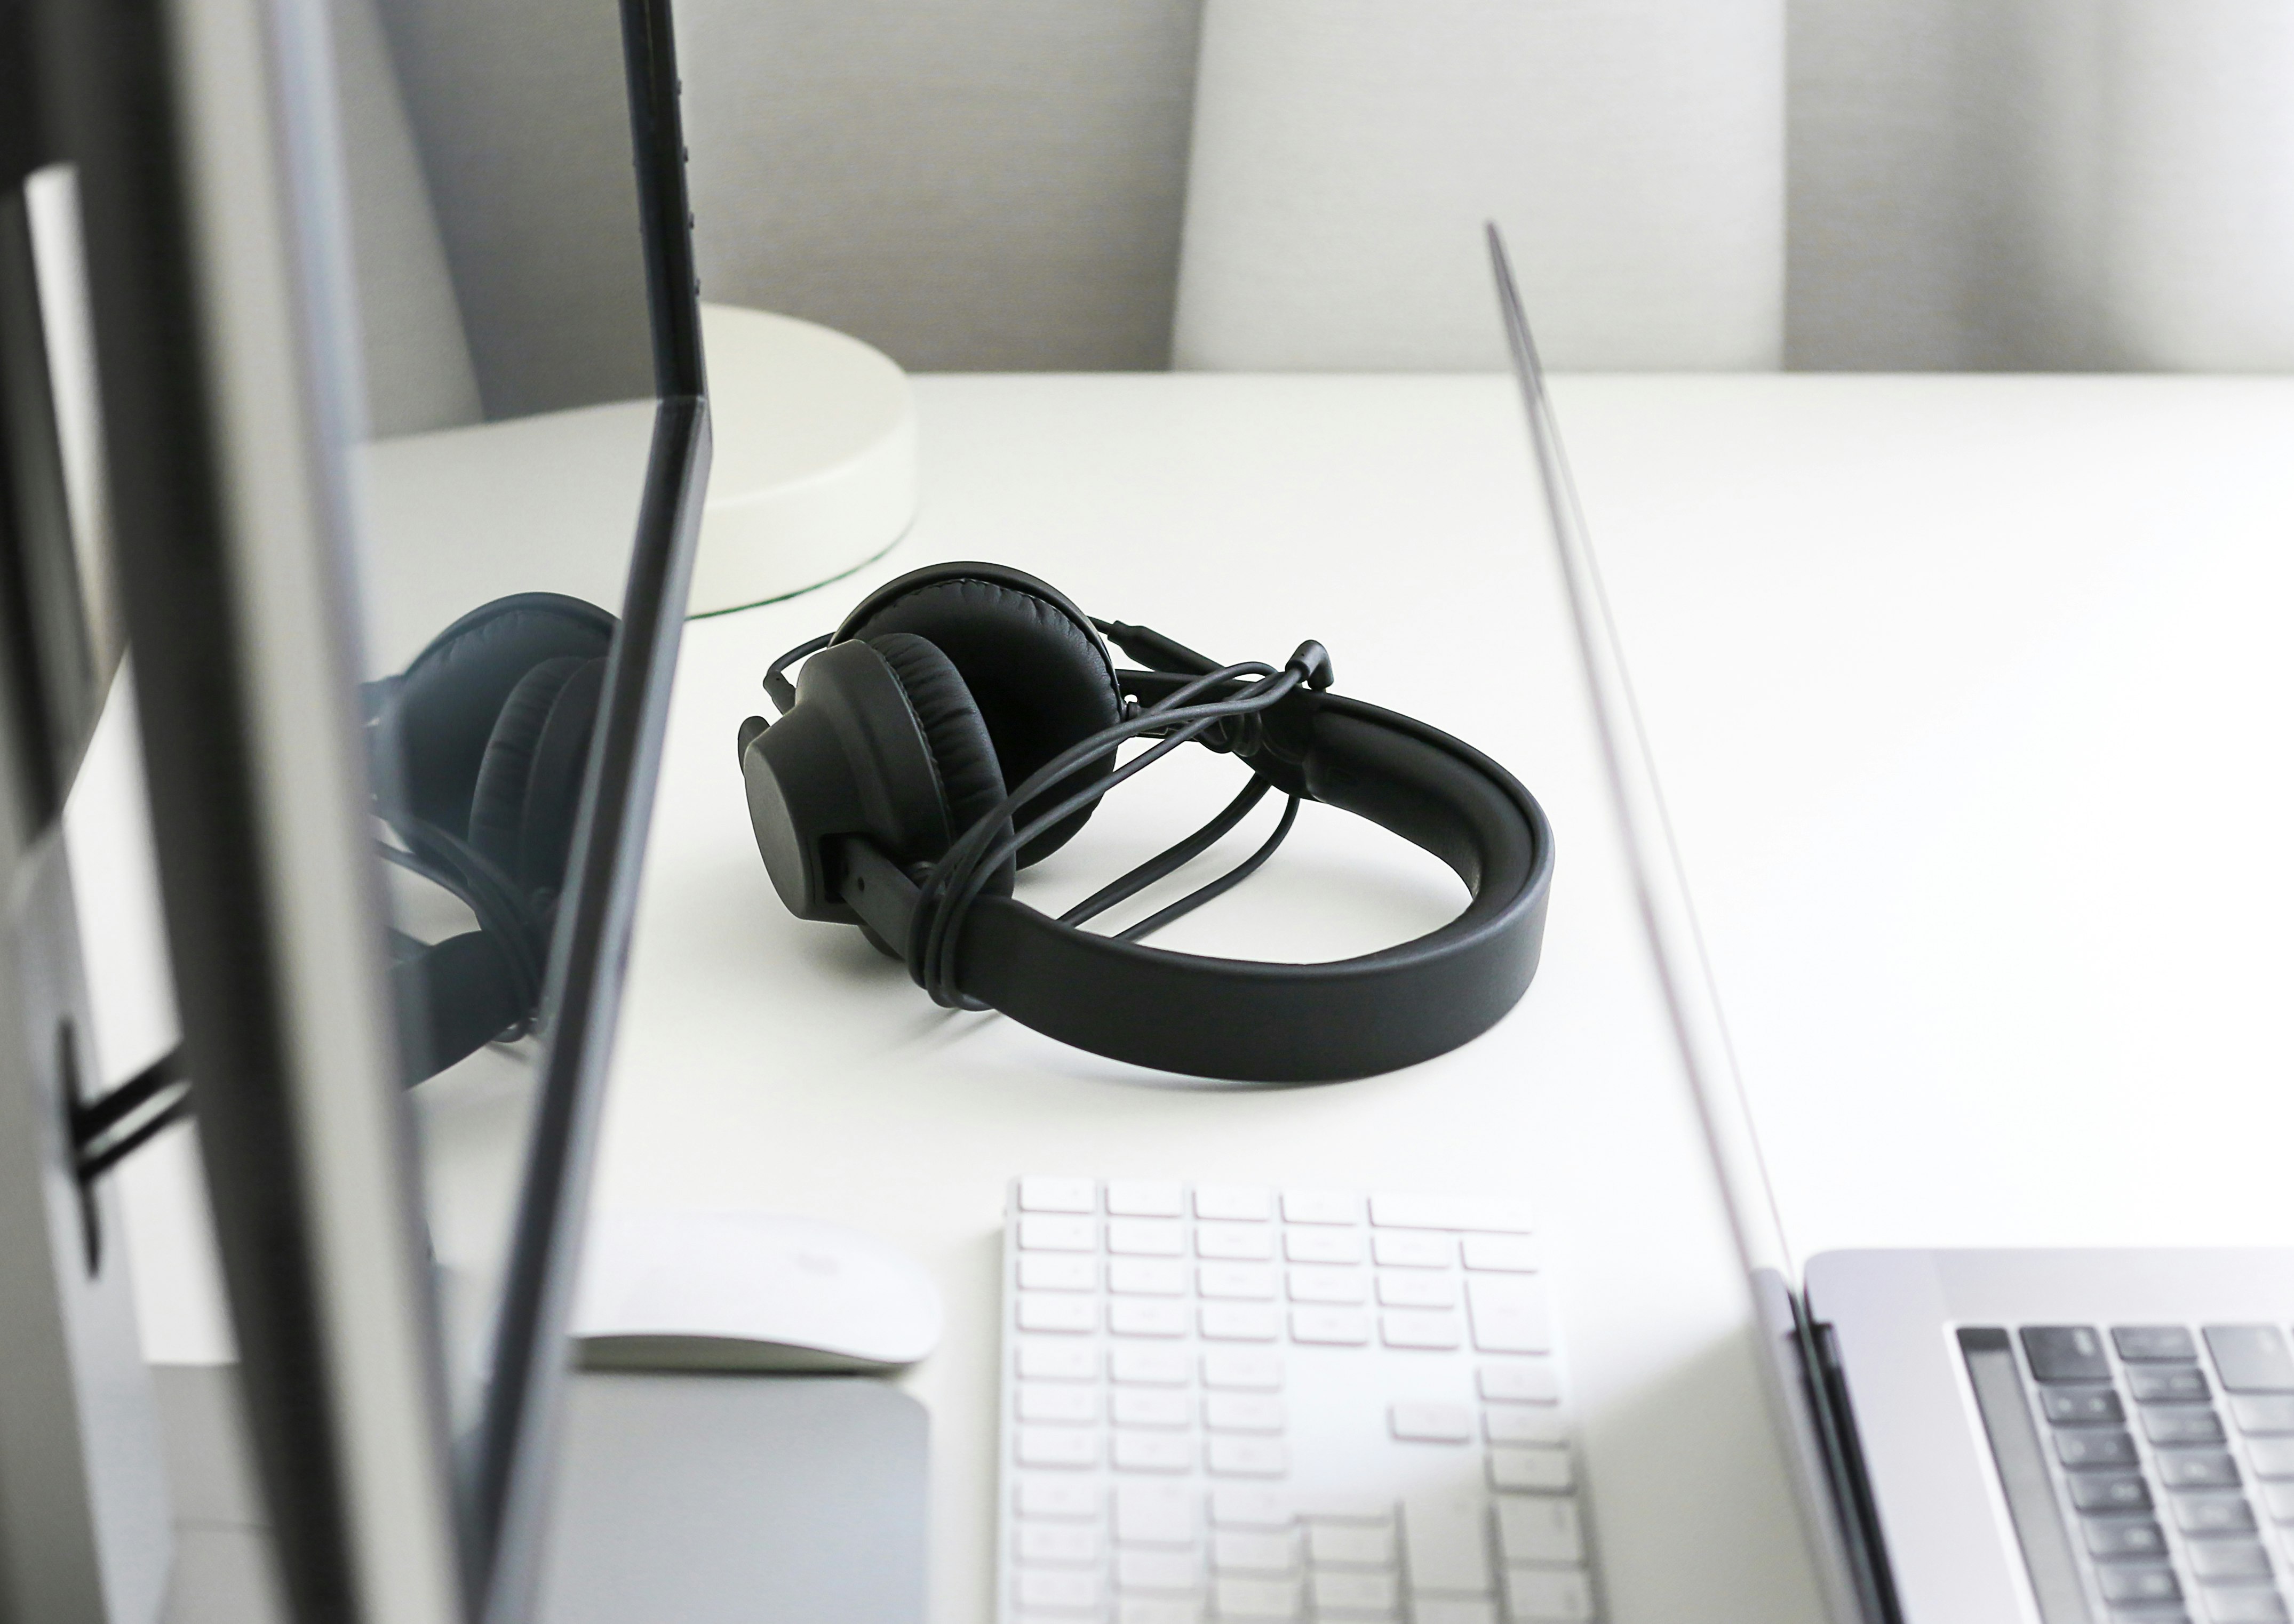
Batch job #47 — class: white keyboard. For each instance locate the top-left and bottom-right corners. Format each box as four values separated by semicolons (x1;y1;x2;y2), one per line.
997;1175;1597;1623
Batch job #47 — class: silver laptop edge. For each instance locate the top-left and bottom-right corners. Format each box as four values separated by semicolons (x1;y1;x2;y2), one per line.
1486;224;1884;1624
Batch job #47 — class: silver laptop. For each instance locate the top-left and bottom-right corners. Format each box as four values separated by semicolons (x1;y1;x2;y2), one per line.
1492;224;2294;1624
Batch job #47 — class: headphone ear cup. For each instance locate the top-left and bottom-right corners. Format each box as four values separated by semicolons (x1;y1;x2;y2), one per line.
468;652;608;895
867;633;1007;852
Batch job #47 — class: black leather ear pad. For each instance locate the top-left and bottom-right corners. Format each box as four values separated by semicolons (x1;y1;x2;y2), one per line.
839;564;1122;865
375;593;617;840
868;633;1007;853
469;654;606;891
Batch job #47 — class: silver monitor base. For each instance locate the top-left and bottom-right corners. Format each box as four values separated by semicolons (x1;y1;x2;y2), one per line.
156;1364;929;1624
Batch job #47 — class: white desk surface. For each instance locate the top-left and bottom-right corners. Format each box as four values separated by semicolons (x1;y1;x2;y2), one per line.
123;371;2294;1623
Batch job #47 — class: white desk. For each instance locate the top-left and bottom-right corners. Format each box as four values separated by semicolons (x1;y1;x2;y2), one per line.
599;375;1828;1624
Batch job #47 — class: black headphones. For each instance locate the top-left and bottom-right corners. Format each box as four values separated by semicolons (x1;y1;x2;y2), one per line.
365;593;617;1084
738;563;1554;1083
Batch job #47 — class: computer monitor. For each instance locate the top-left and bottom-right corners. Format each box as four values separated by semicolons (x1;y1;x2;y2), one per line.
34;0;705;1615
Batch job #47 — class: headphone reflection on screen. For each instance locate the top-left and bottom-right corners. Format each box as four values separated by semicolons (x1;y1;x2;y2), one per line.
364;593;616;1085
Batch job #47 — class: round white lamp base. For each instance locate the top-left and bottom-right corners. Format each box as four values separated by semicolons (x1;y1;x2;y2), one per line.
690;302;918;616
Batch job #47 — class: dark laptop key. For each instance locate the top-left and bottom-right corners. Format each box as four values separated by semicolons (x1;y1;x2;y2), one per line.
2157;1450;2241;1489
2232;1396;2294;1436
2188;1538;2273;1582
2133;1367;2213;1403
2143;1406;2229;1447
2026;1326;2114;1381
2072;1473;2154;1512
2207;1327;2294;1393
2170;1492;2258;1535
2116;1326;2201;1363
2199;1589;2289;1624
2084;1517;2170;1560
2099;1565;2181;1605
2045;1387;2128;1425
2058;1428;2142;1469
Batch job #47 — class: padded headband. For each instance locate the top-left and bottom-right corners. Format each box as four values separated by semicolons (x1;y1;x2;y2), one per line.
837;675;1553;1082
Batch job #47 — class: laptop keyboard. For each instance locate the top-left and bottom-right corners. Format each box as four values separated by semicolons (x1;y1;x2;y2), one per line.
1974;1321;2294;1624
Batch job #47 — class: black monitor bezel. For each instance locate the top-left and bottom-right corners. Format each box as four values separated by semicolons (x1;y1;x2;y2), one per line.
38;0;707;1614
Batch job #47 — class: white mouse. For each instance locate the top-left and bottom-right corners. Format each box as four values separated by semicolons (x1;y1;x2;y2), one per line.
571;1210;942;1373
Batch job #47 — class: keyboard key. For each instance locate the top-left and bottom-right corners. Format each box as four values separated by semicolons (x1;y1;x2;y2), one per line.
1378;1272;1459;1310
1287;1267;1367;1305
1195;1186;1272;1222
1461;1234;1541;1273
1115;1484;1197;1545
1016;1567;1101;1611
2069;1474;2152;1512
1204;1394;1285;1433
1108;1220;1186;1257
1308;1522;1396;1566
1504;1566;1595;1622
1280;1190;1359;1225
1021;1254;1097;1292
1295;1492;1393;1523
1485;1407;1567;1446
1310;1570;1399;1612
1106;1180;1185;1218
1019;1297;1097;1334
1019;1426;1100;1468
1389;1402;1473;1442
1466;1277;1551;1354
1211;1575;1300;1619
2097;1565;2179;1605
1109;1259;1186;1295
2172;1492;2258;1535
1210;1531;1296;1574
1113;1433;1193;1474
1116;1549;1199;1591
2082;1517;2168;1559
2203;1590;2289;1624
1020;1342;1098;1381
1289;1308;1372;1346
2189;1539;2272;1582
1202;1350;1283;1389
1112;1390;1192;1429
1110;1300;1188;1338
1415;1605;1500;1624
1019;1215;1097;1252
2247;1438;2294;1478
1210;1487;1293;1529
2234;1397;2294;1435
2041;1387;2125;1425
1019;1523;1101;1565
1116;1603;1202;1624
2055;1429;2140;1470
1019;1176;1098;1214
1403;1486;1495;1593
1207;1437;1288;1477
1111;1346;1191;1385
2159;1451;2240;1489
2022;1326;2113;1382
1488;1447;1574;1492
1283;1229;1362;1265
1018;1477;1103;1519
1370;1194;1534;1233
1199;1264;1277;1301
1383;1311;1464;1350
1197;1224;1275;1261
1480;1364;1561;1404
2209;1328;2294;1393
1372;1231;1453;1269
1200;1304;1280;1342
1019;1385;1099;1423
2261;1482;2294;1523
2116;1325;2200;1363
1497;1497;1584;1564
2134;1367;2213;1403
2145;1407;2228;1447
